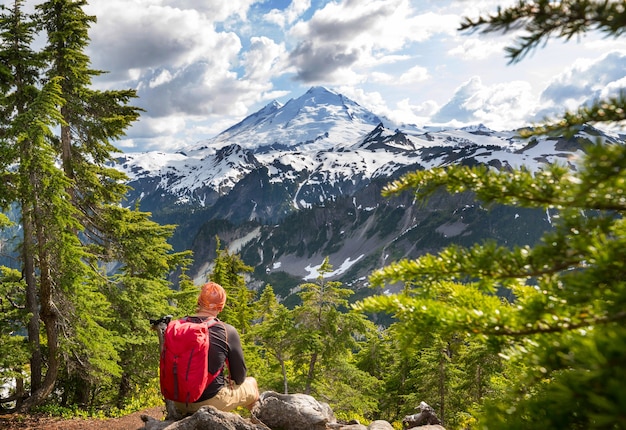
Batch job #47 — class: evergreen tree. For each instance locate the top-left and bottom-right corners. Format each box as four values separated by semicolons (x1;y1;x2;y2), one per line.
292;257;379;418
358;1;626;428
0;0;186;412
14;75;70;411
0;0;50;409
209;236;254;335
0;265;29;411
98;207;188;408
171;266;201;316
251;285;297;394
353;328;398;419
38;0;140;183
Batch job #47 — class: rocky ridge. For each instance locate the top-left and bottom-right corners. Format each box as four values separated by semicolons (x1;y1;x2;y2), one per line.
142;391;445;430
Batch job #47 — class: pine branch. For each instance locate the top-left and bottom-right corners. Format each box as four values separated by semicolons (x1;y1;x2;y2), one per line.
486;310;626;336
459;0;626;64
520;91;626;136
1;294;25;309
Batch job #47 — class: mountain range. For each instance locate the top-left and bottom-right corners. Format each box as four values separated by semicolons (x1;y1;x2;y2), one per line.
115;86;620;303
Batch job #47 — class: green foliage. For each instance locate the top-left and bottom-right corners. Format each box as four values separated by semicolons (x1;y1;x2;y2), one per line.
5;0;626;423
460;0;626;131
356;280;507;426
209;236;255;334
0;0;184;414
459;0;626;65
357;1;626;428
254;269;303;308
247;260;385;419
284;257;381;415
361;152;626;428
0;267;29;382
251;285;297;393
34;381;162;418
313;359;382;420
171;268;201;316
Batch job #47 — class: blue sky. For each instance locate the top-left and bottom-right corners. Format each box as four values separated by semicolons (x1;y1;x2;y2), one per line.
8;0;626;152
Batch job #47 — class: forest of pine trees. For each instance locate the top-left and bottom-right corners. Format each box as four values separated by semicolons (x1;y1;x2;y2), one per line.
1;1;625;429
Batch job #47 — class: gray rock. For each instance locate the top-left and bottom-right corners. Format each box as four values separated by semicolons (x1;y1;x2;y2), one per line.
251;391;336;430
140;393;446;430
141;405;268;430
414;426;445;430
367;420;394;430
402;401;442;429
337;425;368;430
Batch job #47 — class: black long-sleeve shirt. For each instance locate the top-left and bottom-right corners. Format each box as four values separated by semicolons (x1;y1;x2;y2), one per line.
186;317;247;401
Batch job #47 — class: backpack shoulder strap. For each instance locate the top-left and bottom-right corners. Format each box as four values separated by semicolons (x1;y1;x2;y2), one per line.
208;319;232;386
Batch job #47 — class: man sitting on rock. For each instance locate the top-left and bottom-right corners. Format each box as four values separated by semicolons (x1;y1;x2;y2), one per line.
173;281;259;415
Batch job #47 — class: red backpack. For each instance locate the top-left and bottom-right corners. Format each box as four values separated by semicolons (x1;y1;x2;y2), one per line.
159;317;223;404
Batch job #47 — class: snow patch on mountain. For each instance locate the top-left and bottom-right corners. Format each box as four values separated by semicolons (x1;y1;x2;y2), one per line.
303;255;365;281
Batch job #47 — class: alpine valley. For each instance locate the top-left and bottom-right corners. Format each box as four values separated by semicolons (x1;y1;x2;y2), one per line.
115;86;622;304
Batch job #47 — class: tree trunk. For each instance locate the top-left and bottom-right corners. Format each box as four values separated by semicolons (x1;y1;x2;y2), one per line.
304;352;317;395
438;350;445;426
15;377;24;409
18;211;61;412
117;370;132;409
21;208;41;393
476;364;483;400
279;356;288;394
18;291;60;412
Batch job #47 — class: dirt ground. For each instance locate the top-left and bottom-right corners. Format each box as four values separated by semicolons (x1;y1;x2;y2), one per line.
0;406;165;430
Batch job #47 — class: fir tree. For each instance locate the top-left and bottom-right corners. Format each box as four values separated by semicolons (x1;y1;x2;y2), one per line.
358;1;626;428
251;285;296;394
292;257;378;404
209;236;254;335
0;0;187;412
0;0;49;408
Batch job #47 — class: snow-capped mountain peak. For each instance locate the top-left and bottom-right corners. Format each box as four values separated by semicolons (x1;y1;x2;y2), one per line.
205;86;382;152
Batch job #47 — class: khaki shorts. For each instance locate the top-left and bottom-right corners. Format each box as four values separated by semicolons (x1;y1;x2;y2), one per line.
174;377;259;414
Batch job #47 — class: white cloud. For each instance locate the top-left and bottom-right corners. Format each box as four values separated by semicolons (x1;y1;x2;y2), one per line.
529;50;626;121
448;37;509;61
82;0;286;144
398;66;430;84
432;77;536;130
448;0;521;21
601;76;626;99
287;0;458;83
264;0;311;28
149;69;174;88
10;0;619;152
541;50;626;103
118;115;188;151
93;0;258;23
369;66;429;85
86;2;242;82
338;86;389;117
384;98;441;127
242;36;288;81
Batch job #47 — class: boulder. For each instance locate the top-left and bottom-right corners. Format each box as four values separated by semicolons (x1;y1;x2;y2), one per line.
402;402;442;429
141;405;268;430
251;391;336;430
410;427;445;430
367;420;395;430
329;424;367;430
140;393;446;430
